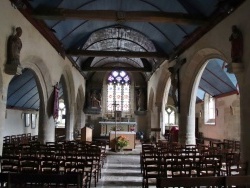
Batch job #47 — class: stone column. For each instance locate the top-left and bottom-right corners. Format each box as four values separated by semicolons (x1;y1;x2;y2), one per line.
0;87;8;155
153;102;162;142
65;106;74;141
228;63;248;169
178;92;196;145
38;111;55;144
38;89;55;144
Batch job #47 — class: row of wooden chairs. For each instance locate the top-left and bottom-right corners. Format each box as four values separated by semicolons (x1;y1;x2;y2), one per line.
3;133;38;145
141;143;246;188
1;140;107;188
0;172;84;187
157;176;250;188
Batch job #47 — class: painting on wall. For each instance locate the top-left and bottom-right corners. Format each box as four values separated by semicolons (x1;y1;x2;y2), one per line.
25;113;30;127
31;114;36;129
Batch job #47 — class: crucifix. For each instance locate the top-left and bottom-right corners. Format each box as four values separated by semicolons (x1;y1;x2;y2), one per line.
112;101;119;152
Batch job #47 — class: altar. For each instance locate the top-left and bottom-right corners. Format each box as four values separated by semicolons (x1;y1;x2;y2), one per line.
99;121;137;136
109;131;136;150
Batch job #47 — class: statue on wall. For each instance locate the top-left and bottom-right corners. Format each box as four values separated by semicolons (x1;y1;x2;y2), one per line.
168;58;186;109
5;27;23;75
136;88;146;111
90;90;102;108
229;25;243;63
7;27;22;65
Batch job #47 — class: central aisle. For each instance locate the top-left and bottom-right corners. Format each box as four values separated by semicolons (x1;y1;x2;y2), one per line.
96;154;142;188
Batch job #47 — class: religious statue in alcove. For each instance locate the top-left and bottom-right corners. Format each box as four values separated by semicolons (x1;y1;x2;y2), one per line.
90;90;102;108
136;88;146;111
84;89;102;114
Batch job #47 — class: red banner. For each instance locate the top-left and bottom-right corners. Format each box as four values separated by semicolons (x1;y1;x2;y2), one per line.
53;83;59;120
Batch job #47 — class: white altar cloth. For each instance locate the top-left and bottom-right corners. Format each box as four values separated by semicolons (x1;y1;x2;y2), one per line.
99;121;136;136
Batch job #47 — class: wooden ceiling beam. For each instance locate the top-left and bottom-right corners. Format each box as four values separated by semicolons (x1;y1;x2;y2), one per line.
33;9;207;25
67;50;168;59
82;67;151;72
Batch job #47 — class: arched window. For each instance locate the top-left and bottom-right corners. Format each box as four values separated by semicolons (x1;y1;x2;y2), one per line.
165;106;176;125
107;71;130;112
204;93;215;124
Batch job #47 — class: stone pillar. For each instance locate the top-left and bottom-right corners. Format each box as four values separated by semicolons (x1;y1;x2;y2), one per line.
65;104;75;141
179;92;196;145
0;87;8;155
38;89;55;144
228;63;249;171
38;111;55;144
153;103;162;142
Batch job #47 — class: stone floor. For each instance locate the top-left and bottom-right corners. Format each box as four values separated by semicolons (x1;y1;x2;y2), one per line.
94;141;158;188
95;154;143;188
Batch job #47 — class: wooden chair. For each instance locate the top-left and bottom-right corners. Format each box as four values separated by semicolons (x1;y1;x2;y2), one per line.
19;156;40;173
0;155;19;173
40;157;58;174
198;158;218;177
8;173;84;188
228;161;248;176
170;160;192;177
84;152;98;188
221;152;240;176
157;176;225;188
142;157;160;188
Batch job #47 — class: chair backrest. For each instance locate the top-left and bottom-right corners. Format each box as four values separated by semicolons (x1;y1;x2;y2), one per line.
170;160;192;177
157;176;225;188
229;161;248;176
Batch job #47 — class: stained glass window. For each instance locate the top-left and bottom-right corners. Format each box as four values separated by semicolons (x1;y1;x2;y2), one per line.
107;71;130;112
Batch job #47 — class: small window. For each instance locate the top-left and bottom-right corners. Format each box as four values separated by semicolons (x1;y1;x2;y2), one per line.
165;106;176;125
204;93;215;124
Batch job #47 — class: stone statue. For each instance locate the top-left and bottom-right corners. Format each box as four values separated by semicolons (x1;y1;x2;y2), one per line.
169;67;178;107
137;88;145;111
229;25;243;62
90;90;101;108
168;58;186;108
7;27;22;65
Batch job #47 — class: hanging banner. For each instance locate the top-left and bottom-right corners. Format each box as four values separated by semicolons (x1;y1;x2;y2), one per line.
53;83;59;120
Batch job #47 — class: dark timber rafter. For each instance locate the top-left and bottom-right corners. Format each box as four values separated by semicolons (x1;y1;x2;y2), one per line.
33;9;207;25
82;66;152;72
67;50;169;59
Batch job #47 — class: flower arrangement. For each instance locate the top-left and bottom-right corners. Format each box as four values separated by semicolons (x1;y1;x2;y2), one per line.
116;135;129;149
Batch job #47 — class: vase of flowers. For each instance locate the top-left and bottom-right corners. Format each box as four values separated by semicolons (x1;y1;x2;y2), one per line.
116;135;129;151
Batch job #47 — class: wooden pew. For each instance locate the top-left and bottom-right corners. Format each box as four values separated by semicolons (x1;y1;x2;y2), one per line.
0;173;9;187
157;177;225;188
0;173;84;188
226;176;250;187
157;176;250;188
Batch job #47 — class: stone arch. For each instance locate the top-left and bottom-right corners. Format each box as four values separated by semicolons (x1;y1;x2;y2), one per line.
155;65;171;105
182;48;229;113
61;65;76;140
162;79;172;135
21;56;54;143
179;48;229;144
